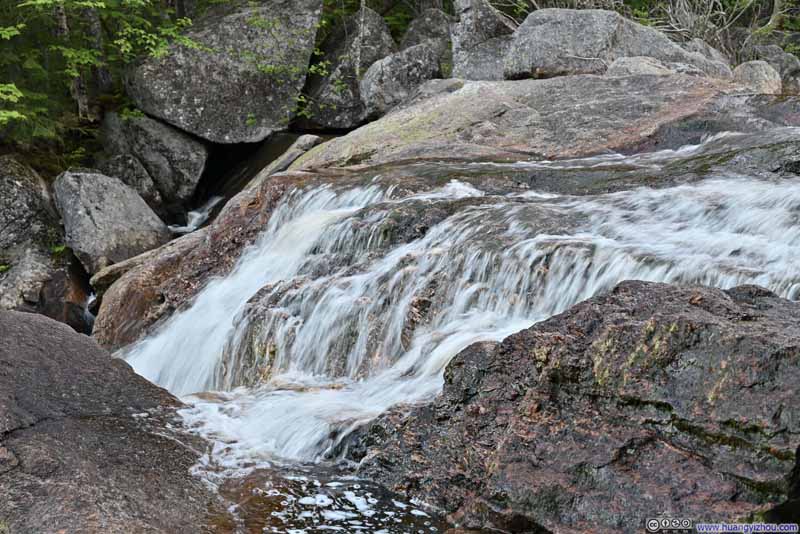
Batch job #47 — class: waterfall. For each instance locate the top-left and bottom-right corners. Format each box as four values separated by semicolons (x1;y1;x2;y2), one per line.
122;151;800;473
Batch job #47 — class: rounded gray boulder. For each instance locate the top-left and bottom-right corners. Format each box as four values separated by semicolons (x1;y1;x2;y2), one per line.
53;170;171;274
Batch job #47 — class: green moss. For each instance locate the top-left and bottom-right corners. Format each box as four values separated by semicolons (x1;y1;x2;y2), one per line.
0;264;9;274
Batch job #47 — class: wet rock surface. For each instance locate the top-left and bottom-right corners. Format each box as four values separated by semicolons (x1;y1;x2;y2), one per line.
94;121;800;354
504;9;732;81
126;0;322;143
0;311;227;533
350;281;800;533
92;171;307;351
53;170;171;274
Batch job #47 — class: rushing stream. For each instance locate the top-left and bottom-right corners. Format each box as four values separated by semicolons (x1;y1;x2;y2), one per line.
121;131;800;531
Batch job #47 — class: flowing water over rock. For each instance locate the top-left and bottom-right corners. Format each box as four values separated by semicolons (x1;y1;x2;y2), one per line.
121;131;800;531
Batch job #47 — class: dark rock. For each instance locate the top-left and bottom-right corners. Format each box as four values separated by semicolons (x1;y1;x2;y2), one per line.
302;7;396;130
35;255;94;335
504;9;732;80
451;0;515;80
754;45;800;95
53;170;171;274
733;60;782;94
361;42;441;119
0;310;227;533
126;0;323;143
246;134;322;190
0;156;62;312
102;112;208;209
352;281;800;533
97;153;165;212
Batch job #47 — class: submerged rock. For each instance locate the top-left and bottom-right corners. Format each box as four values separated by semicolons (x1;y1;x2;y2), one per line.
352;281;800;533
53;170;171;274
302;7;396;130
504;9;732;80
360;42;441;120
451;0;515;81
733;60;783;94
102;112;208;211
126;0;323;143
0;310;227;532
0;156;62;313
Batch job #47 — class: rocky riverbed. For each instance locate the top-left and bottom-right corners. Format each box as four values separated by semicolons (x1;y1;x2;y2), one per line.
2;1;800;533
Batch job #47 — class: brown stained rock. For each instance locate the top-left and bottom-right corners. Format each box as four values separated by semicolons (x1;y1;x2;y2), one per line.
352;281;800;533
92;172;307;351
0;311;228;533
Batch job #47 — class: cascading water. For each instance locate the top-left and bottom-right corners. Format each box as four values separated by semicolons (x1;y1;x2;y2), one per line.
121;132;800;530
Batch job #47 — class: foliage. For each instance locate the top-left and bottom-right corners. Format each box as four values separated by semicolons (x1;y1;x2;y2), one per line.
0;264;10;274
2;0;798;177
0;0;203;171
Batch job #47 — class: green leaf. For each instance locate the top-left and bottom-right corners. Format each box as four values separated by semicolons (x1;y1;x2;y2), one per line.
0;24;25;40
0;83;24;103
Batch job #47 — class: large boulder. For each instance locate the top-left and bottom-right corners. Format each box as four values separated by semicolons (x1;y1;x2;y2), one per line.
302;7;396;130
97;154;165;212
360;42;441;120
102;112;208;211
451;0;515;80
733;60;782;95
0;310;228;532
352;281;800;532
400;8;454;73
504;9;732;80
126;0;323;143
294;74;777;169
683;37;731;66
401;8;452;52
754;45;800;94
0;156;62;312
53;170;171;274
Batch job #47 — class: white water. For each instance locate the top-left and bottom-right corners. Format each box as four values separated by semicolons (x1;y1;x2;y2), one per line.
169;195;225;235
123;148;800;474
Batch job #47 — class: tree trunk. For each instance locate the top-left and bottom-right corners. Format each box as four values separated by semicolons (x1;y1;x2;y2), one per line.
53;6;92;121
767;0;784;29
